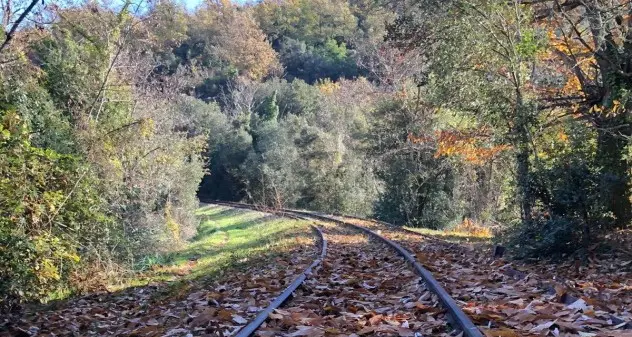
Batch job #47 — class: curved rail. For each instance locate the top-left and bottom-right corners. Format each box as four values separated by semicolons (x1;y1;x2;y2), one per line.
208;201;483;337
289;211;484;337
208;203;327;337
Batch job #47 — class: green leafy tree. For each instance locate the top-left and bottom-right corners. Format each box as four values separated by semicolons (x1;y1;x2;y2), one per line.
260;91;280;122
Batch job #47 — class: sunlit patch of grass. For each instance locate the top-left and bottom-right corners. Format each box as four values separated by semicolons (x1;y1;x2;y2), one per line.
404;221;493;243
335;215;493;243
109;204;315;292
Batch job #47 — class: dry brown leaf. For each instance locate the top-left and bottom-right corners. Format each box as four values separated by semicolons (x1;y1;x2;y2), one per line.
483;328;521;337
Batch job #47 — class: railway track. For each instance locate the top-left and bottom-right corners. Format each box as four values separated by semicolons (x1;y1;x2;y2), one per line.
211;202;484;337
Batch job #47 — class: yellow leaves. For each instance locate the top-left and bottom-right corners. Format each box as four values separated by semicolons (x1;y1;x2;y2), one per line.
0;110;27;140
587;100;627;117
589;104;604;114
558;131;569;143
139;118;155;139
102;140;116;153
317;79;340;95
64;251;81;263
612;100;622;112
609;100;625;117
164;201;182;243
537;23;597;101
561;76;583;96
32;234;81;285
198;3;280;80
109;158;123;177
1;110;21;130
451;218;493;238
37;258;62;282
156;154;177;165
546;27;594;57
588;100;623;117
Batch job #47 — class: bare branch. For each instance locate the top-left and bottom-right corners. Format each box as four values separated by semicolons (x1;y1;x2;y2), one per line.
0;0;39;53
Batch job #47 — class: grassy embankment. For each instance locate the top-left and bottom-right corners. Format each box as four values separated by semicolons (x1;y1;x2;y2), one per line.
113;204;315;291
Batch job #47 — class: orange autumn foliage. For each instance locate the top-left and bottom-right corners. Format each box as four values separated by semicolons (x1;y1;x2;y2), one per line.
408;130;511;165
450;218;493;238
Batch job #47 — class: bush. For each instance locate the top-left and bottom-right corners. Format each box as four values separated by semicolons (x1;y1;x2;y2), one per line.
503;137;617;258
503;216;585;257
0;110;112;311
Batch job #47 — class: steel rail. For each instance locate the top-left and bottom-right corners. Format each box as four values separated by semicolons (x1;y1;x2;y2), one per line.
207;203;327;337
207;201;483;337
287;210;484;337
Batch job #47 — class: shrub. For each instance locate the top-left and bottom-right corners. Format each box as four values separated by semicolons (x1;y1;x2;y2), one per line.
0;110;111;311
504;156;616;258
503;216;584;257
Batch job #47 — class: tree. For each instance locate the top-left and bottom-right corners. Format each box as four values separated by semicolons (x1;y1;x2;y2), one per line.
277;37;360;83
529;0;632;227
187;2;281;82
260;91;280;122
253;0;358;45
388;0;544;221
387;0;632;255
0;108;110;311
252;0;362;83
1;0;217;306
369;98;457;227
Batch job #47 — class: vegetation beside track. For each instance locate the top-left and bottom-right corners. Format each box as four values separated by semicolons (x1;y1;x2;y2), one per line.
403;226;493;243
115;204;314;290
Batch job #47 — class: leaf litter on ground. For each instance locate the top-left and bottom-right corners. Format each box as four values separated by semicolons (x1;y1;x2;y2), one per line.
1;210;319;337
256;221;459;337
333;216;632;337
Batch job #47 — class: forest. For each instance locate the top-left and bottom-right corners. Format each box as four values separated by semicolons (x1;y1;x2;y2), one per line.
1;0;631;311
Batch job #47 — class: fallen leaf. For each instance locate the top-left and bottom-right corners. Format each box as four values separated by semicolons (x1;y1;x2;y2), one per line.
233;314;248;324
483;328;520;337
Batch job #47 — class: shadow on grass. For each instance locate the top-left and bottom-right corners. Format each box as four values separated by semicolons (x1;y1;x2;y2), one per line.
196;206;248;224
160;220;303;273
194;214;280;240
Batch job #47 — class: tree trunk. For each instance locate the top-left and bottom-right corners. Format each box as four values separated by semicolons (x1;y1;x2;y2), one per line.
595;116;632;227
514;90;533;221
586;0;632;227
516;140;532;221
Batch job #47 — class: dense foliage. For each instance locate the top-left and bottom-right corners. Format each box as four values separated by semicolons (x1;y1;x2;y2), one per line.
1;0;630;309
